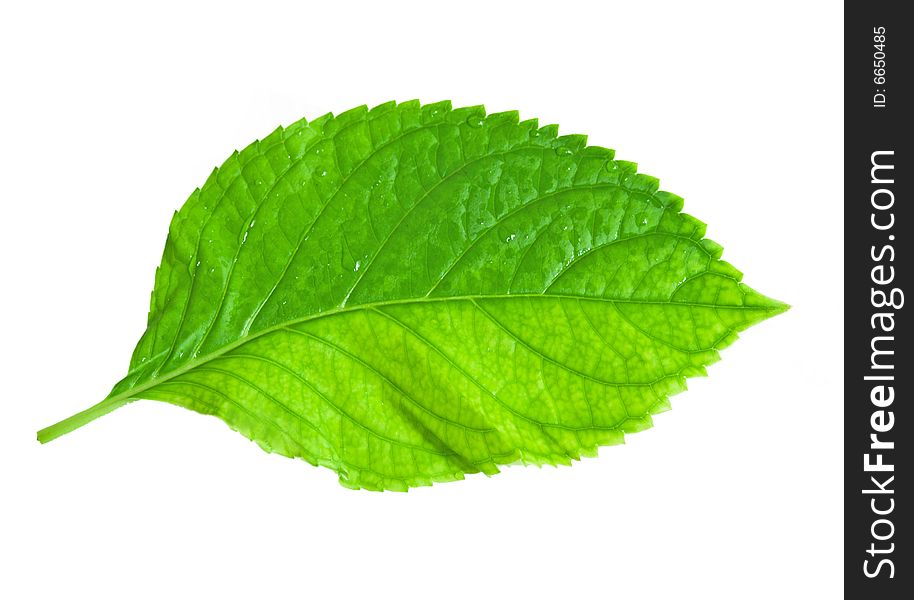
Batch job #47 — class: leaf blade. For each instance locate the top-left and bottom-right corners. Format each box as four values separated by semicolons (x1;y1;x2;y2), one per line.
38;101;787;490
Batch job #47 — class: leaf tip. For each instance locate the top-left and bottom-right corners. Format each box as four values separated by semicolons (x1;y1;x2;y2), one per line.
741;285;790;316
769;298;791;315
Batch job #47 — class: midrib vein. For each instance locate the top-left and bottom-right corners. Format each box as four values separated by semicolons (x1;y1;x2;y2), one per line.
37;291;779;443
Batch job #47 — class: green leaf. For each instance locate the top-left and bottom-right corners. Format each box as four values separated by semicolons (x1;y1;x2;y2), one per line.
38;101;787;490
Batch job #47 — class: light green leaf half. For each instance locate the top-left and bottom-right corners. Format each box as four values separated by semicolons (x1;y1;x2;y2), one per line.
38;101;787;490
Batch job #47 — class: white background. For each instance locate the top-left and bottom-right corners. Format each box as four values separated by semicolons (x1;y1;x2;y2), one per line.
1;1;842;598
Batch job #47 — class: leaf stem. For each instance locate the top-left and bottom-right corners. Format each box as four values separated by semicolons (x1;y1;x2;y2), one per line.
37;395;135;444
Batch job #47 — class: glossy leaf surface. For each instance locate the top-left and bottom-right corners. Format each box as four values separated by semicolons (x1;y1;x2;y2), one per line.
38;101;787;490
